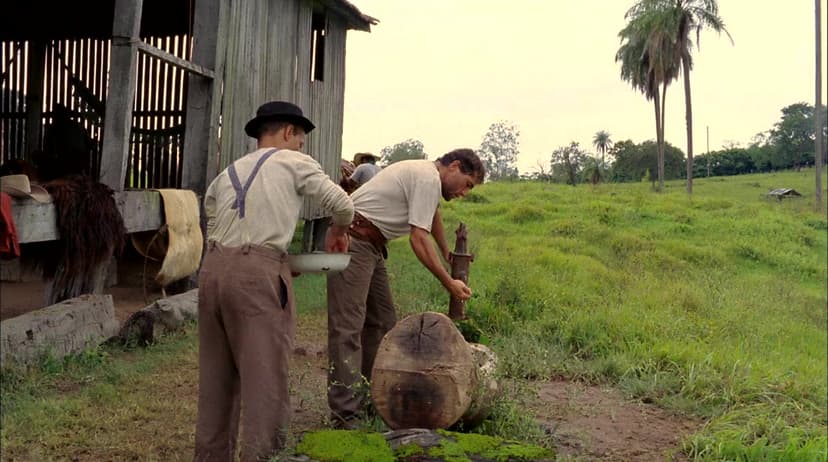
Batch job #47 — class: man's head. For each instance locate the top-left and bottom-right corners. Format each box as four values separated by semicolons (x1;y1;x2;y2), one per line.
244;101;315;151
435;148;486;201
353;153;378;165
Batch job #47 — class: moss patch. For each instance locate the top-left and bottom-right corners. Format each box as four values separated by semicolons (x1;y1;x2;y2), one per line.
431;430;553;461
295;430;394;462
293;429;552;462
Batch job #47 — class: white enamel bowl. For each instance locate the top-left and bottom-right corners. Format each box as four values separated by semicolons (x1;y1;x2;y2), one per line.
288;252;351;273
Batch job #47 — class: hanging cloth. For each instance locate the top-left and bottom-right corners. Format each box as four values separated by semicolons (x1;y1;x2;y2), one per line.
0;192;21;259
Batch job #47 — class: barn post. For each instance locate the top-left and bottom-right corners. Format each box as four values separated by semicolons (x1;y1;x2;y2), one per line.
100;0;143;191
24;39;46;161
182;0;227;195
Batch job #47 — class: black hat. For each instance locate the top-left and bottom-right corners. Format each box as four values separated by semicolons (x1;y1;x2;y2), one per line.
244;101;316;138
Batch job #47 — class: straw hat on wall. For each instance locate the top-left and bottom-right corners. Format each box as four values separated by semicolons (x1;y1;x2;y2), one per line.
0;175;51;203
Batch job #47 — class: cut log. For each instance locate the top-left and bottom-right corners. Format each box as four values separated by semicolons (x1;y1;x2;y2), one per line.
371;311;477;430
118;288;198;345
0;294;118;367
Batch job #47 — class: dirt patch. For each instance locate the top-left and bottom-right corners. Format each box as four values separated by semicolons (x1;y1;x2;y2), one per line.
0;246;165;323
290;313;333;434
531;379;701;461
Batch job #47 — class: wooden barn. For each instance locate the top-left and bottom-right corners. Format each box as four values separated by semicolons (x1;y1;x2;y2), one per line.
0;0;375;361
1;0;375;218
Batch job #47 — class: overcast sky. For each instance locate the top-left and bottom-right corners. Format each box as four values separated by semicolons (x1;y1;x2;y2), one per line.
340;1;827;174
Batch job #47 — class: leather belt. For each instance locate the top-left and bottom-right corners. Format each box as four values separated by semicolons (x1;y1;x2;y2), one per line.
348;212;387;252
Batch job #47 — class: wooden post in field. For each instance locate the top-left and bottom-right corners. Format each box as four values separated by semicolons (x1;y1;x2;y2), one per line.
449;223;473;320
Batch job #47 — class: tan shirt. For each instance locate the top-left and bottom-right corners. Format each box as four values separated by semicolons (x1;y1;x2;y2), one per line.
205;148;354;252
351;159;441;240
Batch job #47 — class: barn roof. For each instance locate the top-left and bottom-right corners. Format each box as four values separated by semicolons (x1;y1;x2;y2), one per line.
0;0;376;41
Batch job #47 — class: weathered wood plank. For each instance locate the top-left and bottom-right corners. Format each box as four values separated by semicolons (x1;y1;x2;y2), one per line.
0;294;119;367
135;41;215;79
24;40;46;160
99;0;143;191
10;190;163;243
182;0;226;194
114;190;164;233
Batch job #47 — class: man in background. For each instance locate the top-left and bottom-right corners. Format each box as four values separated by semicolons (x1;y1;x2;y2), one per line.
342;152;381;192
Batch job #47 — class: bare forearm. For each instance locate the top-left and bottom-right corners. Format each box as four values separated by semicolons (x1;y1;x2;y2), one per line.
410;227;453;288
430;209;450;261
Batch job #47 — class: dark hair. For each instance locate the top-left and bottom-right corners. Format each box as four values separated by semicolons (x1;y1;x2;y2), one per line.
436;148;486;183
257;119;293;138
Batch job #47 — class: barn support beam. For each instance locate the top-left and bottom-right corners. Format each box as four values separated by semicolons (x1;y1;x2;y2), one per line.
24;39;46;161
182;0;227;195
100;0;143;191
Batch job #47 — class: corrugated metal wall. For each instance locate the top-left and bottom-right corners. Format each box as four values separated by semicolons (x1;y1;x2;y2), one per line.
220;0;349;220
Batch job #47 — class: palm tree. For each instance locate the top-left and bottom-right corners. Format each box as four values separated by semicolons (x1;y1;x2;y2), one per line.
592;130;613;167
617;2;679;191
815;0;823;210
628;0;731;195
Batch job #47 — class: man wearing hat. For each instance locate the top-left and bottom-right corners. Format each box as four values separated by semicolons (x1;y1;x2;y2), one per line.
347;153;382;190
195;101;354;462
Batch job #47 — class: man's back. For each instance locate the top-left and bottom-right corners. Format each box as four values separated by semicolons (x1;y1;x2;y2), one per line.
350;163;382;185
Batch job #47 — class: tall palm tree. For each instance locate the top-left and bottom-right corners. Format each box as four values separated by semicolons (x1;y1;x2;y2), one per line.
628;0;731;195
593;130;613;166
815;0;823;210
617;2;679;191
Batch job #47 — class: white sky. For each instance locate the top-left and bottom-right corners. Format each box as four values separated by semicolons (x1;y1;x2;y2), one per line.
341;1;828;174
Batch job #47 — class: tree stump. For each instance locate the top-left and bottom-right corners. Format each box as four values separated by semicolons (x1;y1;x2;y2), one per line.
371;312;476;429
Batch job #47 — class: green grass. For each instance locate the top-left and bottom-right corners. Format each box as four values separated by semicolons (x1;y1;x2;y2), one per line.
0;327;199;460
403;170;825;461
292;170;827;460
2;169;826;461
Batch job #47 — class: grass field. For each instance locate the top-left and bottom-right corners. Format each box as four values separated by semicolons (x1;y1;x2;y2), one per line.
2;169;826;461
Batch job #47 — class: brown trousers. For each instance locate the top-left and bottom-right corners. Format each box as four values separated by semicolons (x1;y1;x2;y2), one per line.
326;237;396;421
194;242;294;462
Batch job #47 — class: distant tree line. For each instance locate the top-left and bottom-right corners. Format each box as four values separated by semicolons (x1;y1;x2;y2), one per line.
521;102;827;185
374;101;825;185
695;102;828;176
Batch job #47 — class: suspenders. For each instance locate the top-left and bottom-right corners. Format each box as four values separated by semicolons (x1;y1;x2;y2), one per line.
227;148;279;219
